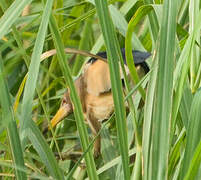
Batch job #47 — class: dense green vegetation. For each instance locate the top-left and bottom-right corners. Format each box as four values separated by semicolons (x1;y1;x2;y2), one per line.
0;0;201;179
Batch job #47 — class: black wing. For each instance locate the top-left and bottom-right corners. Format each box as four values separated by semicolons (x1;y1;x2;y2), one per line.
88;48;151;65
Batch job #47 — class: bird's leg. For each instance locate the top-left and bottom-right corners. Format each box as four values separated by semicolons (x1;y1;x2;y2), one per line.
86;108;101;158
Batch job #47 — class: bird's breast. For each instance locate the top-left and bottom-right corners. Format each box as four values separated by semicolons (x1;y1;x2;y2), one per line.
85;92;114;121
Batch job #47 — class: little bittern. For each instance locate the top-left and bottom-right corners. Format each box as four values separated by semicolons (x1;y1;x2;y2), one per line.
50;49;150;157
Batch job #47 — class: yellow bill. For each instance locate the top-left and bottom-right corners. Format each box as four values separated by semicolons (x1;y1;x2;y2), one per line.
49;104;72;129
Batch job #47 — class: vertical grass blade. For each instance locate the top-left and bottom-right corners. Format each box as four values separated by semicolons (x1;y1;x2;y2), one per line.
49;14;98;180
0;0;33;39
0;57;27;179
94;0;130;179
168;129;186;179
124;6;153;180
151;1;177;179
144;0;160;44
172;11;201;135
125;5;153;100
189;0;200;92
14;0;64;178
72;18;93;75
109;5;145;51
179;83;193;128
20;0;54;146
184;139;201;180
143;55;158;180
180;89;201;179
27;120;64;179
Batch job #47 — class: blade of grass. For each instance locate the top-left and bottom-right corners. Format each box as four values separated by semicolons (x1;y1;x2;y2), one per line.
144;0;160;44
13;74;27;113
172;151;185;180
178;0;189;25
66;114;114;179
180;89;201;179
20;0;53;146
143;51;157;180
125;5;153;101
0;56;27;179
17;0;64;178
11;23;63;158
72;18;93;75
192;0;201;91
171;10;201;142
189;0;200;92
168;128;185;179
101;126;117;179
1;0;63;165
97;148;136;178
184;139;201;180
48;14;98;180
36;85;62;160
120;0;137;15
94;0;130;179
87;0;145;63
179;82;193;128
27;120;64;179
125;5;153;180
0;0;33;39
109;5;145;51
151;0;177;179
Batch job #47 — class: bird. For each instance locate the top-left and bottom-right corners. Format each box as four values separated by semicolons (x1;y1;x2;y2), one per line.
49;48;151;157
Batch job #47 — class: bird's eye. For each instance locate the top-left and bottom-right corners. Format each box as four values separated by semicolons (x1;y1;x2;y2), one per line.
61;97;67;106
